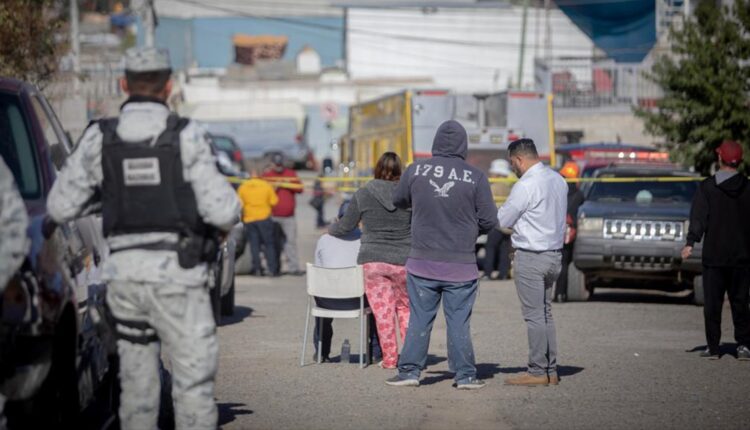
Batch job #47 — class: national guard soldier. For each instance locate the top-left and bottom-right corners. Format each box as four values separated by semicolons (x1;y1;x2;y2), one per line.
0;156;31;430
47;47;241;430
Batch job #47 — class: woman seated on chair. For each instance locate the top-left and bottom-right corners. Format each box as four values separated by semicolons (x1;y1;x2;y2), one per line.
313;202;381;362
329;152;412;369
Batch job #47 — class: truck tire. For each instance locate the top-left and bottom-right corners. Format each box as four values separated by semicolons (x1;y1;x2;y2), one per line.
566;262;591;301
221;279;235;316
693;275;704;306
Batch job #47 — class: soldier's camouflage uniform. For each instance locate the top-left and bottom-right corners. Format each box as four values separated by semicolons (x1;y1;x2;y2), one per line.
0;157;30;430
48;98;240;430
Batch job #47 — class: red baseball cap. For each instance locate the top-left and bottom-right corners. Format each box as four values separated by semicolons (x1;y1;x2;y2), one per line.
717;140;743;165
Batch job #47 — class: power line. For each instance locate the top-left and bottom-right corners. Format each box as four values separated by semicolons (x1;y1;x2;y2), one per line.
170;0;649;54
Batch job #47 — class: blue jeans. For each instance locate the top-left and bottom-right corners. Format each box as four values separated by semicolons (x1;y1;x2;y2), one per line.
397;273;479;383
245;218;279;275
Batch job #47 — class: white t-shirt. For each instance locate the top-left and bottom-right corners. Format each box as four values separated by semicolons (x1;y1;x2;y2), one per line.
314;234;361;268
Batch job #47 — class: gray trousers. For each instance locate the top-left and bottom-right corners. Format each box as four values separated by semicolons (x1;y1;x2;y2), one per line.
274;216;300;272
107;281;218;430
513;250;562;377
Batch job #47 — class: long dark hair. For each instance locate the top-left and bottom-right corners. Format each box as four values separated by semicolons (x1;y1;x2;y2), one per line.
373;152;402;182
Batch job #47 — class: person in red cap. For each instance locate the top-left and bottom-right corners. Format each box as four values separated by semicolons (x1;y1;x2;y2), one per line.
683;140;750;360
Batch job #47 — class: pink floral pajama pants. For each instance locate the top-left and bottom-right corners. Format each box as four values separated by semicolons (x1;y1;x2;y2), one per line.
363;262;410;368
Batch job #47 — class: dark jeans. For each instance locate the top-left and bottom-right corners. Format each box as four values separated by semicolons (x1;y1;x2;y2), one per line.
313;297;381;360
484;229;511;279
554;244;574;298
315;206;326;228
703;266;750;352
397;273;478;383
245;218;279;275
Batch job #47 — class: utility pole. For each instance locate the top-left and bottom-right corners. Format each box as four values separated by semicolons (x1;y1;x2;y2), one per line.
144;0;155;47
534;1;540;59
544;0;551;61
70;0;80;92
517;0;529;89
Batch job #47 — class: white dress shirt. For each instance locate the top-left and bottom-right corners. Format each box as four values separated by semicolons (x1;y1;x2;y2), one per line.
497;162;568;251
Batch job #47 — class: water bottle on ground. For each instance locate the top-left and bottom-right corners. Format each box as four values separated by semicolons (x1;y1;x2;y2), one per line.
341;339;350;363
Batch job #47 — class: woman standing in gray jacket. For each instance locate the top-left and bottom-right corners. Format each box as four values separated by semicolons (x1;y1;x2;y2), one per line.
329;152;412;368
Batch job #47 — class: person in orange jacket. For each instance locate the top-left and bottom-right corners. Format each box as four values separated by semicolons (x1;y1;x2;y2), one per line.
237;168;280;276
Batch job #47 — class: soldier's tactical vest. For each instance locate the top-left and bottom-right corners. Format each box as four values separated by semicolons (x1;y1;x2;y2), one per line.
99;114;206;240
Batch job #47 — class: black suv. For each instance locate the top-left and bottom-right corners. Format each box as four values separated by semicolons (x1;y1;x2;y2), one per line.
0;78;114;426
569;165;704;303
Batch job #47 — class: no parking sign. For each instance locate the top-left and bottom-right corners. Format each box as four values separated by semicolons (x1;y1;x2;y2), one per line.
321;102;338;122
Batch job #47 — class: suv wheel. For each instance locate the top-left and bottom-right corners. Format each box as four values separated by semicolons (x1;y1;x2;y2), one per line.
567;262;591;301
692;275;704;306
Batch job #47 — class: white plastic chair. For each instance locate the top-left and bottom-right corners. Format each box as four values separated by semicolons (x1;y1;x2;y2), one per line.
300;263;371;368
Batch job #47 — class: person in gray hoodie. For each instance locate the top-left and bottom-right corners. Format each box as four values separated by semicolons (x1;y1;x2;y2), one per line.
329;152;412;368
386;120;497;390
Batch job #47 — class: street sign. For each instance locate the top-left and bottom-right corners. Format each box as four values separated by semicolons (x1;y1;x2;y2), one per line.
321;102;338;122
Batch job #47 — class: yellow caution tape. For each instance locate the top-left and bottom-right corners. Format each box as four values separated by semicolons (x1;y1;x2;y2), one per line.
487;176;704;183
226;175;706;197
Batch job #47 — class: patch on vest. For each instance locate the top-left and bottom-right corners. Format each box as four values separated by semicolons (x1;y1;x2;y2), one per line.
123;157;161;186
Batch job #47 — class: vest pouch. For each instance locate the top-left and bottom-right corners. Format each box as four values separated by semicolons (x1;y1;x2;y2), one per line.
176;232;204;269
200;229;221;264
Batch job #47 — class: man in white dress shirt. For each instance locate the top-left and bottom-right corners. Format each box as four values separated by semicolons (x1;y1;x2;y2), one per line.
497;139;568;386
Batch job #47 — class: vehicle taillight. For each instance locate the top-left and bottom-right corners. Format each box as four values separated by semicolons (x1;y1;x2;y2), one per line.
233;150;243;162
296;134;303;144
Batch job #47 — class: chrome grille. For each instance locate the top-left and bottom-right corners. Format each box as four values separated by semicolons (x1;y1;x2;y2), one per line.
607;255;678;271
602;219;684;241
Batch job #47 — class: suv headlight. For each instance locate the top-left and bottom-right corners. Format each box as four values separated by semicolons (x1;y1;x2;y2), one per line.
578;217;603;235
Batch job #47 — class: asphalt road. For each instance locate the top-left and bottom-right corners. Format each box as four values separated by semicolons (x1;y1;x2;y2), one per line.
213;192;750;430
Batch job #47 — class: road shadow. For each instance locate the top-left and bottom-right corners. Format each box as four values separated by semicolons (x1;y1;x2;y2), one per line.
426;354;447;366
588;288;694;306
330;353;446;366
686;343;740;358
218;402;254;426
419;362;587;385
219;306;254;327
495;364;584;378
420;370;453;385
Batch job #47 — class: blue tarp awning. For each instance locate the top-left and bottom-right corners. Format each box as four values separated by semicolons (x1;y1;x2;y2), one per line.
556;0;657;63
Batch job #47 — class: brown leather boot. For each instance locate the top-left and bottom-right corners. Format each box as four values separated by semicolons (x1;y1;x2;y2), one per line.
549;375;559;385
504;373;549;386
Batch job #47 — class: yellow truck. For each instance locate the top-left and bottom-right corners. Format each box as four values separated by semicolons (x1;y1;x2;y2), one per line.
342;89;554;175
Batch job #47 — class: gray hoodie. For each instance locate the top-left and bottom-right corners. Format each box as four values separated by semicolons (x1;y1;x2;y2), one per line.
329;179;411;265
393;120;497;264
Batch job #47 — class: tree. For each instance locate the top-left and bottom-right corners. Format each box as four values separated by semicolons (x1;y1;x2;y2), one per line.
635;0;750;174
0;0;66;89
